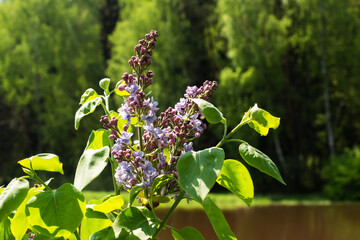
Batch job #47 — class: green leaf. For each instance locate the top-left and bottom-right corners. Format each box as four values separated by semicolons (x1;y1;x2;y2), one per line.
73;147;110;191
18;153;63;174
216;160;254;207
112;207;155;239
99;78;111;92
202;197;237;240
247;104;280;136
192;98;224;124
11;186;45;240
86;129;110;150
25;183;86;238
74;130;110;191
75;97;101;130
0;215;15;240
129;186;143;207
177;147;225;202
239;142;286;185
93;195;124;213
171;226;205;240
90;227;117;240
110;111;132;133
115;80;130;96
80;208;112;240
151;174;173;196
79;88;99;105
0;178;29;223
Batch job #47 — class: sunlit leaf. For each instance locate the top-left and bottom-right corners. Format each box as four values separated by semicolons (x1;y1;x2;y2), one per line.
18;153;63;174
239;142;285;185
177;147;225;202
192;98;224;124
93;195;124;213
81;208;112;240
216;160;254;207
75;97;101;130
0;215;14;240
202;197;237;240
171;226;205;240
90;226;117;240
247;104;280;136
0;178;29;223
79;88;99;105
99;78;111;92
25;183;86;238
86;129;110;150
73;147;110;191
115;80;130;96
11;186;45;240
112;207;155;239
129;186;143;207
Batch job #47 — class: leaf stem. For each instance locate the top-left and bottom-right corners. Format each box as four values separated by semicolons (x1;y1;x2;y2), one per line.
101;95;120;195
138;126;143;151
31;172;52;191
74;229;81;240
216;119;251;148
152;191;185;238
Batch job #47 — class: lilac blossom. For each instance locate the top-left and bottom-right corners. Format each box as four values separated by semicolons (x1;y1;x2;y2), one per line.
140;160;158;186
125;82;140;97
181;142;193;155
118;102;132;124
115;161;136;189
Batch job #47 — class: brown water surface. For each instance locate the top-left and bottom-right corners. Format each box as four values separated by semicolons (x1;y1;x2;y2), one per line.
156;204;360;240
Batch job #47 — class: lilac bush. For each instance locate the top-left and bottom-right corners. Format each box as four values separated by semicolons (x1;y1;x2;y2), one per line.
0;30;285;240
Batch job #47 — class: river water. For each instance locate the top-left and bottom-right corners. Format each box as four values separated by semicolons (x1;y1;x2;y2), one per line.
156;203;360;240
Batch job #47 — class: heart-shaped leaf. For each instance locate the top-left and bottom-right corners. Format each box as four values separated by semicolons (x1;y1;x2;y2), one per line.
113;207;155;239
81;208;112;240
25;183;86;238
177;147;225;202
99;78;111;92
11;186;44;240
216;160;254;206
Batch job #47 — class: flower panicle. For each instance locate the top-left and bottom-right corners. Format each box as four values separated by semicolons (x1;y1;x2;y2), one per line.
101;31;218;196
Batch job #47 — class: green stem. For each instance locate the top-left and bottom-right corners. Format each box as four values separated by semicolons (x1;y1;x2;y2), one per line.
109;156;120;195
101;95;120;195
223;139;247;145
152;191;185;238
32;173;52;191
216;119;251;148
138;126;143;151
74;229;81;240
100;101;110;117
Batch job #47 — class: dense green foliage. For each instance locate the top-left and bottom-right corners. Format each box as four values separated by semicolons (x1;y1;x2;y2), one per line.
0;0;105;184
322;146;360;200
0;0;359;197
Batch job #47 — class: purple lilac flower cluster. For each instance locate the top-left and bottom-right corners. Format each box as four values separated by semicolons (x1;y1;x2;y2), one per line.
104;31;218;196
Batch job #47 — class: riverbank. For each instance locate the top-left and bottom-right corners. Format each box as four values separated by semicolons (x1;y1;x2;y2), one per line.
82;191;348;210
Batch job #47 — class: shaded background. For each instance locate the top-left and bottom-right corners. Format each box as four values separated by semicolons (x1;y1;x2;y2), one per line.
1;0;359;199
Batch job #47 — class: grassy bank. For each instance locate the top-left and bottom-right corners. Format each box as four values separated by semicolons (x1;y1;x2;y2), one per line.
83;191;333;210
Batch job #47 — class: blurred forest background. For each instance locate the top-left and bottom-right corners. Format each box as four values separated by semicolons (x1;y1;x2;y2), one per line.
1;0;359;200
